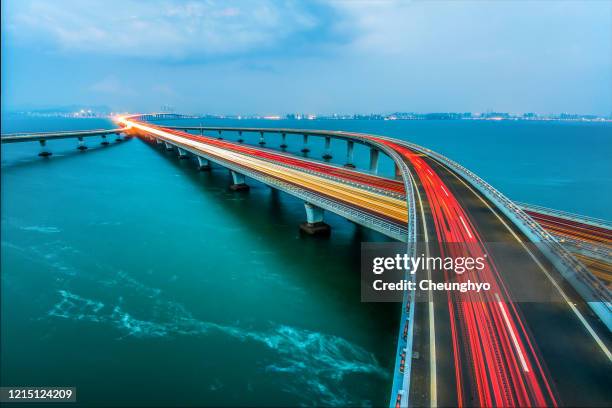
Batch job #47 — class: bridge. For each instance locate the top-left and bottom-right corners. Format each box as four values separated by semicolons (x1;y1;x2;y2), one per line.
0;128;128;156
2;115;611;407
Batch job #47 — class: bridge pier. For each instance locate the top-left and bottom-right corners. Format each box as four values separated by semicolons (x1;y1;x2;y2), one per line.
165;142;174;151
197;156;211;171
300;134;310;153
323;136;332;160
394;164;402;180
177;147;189;159
259;132;266;146
155;138;163;145
115;133;123;142
237;131;244;143
280;133;288;149
101;135;110;146
217;130;223;140
38;139;52;157
369;148;379;174
77;137;88;151
344;141;355;168
229;170;249;191
300;202;331;236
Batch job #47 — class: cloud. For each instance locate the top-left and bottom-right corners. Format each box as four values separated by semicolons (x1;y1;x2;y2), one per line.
4;0;340;60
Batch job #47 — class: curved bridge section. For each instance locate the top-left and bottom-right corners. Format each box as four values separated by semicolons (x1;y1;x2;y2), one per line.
117;116;611;408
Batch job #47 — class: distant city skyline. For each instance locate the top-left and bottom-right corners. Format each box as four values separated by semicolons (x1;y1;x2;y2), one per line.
2;0;611;115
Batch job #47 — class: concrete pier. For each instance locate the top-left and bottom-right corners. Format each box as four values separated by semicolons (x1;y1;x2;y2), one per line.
300;202;331;236
394;164;402;180
156;138;163;145
197;156;211;171
229;170;250;191
369;148;380;174
101;135;110;146
165;142;173;151
300;134;310;153
323;136;332;160
344;140;355;168
115;133;124;142
259;132;266;146
217;130;223;140
237;131;244;143
77;137;88;151
280;133;288;149
177;147;189;159
38;139;52;157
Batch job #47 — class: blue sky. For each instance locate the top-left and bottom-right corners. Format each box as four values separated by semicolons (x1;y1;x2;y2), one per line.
2;0;611;115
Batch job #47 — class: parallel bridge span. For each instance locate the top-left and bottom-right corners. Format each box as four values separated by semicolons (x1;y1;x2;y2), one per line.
1;128;128;156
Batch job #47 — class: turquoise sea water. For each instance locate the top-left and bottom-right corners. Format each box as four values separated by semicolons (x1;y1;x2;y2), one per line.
1;116;610;406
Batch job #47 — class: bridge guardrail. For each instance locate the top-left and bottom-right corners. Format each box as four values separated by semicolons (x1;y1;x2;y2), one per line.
518;201;612;231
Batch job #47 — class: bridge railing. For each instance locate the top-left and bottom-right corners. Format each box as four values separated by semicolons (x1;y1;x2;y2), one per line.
554;235;611;261
518;201;612;231
394;140;612;318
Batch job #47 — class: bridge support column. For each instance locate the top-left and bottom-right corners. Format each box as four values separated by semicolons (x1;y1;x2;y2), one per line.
229;170;249;191
300;202;331;236
115;133;123;142
177;147;189;159
300;134;310;153
259;132;266;146
280;133;288;148
77;137;88;151
237;131;244;143
155;138;163;145
344;141;355;168
197;156;211;171
165;142;173;151
38;139;52;157
217;130;223;140
323;136;332;160
101;135;109;146
369;148;379;174
394;164;402;180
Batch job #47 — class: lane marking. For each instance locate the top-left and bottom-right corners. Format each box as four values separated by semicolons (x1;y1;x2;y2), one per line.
436;158;612;362
410;172;437;408
441;185;450;197
495;293;530;372
459;216;473;239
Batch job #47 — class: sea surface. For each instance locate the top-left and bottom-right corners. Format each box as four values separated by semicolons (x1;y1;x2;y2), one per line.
1;116;610;406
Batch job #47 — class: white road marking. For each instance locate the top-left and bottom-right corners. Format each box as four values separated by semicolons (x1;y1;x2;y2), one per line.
411;174;437;408
459;216;473;239
495;293;530;372
441;185;450;197
440;162;612;362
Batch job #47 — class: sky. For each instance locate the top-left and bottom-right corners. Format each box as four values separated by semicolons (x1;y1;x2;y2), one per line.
1;0;611;115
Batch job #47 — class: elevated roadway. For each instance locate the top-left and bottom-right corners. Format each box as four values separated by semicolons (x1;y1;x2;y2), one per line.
1;128;128;155
3;115;610;407
118;116;611;408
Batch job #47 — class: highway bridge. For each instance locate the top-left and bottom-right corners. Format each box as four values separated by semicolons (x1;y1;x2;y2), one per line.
0;128;128;156
2;115;611;407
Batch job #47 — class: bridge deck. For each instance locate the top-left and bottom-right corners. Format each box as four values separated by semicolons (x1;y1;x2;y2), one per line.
0;128;125;143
